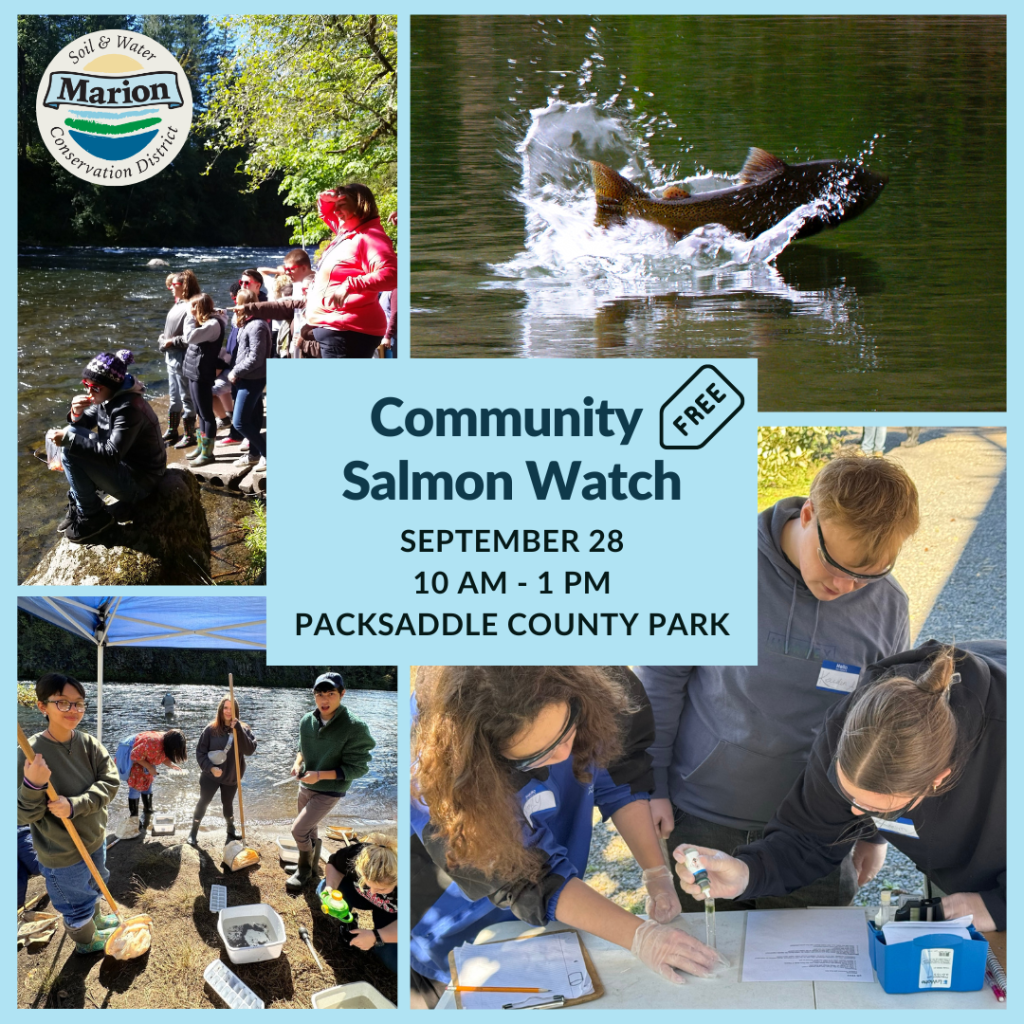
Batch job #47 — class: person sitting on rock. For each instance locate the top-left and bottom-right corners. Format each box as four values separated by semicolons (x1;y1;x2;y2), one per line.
46;349;166;544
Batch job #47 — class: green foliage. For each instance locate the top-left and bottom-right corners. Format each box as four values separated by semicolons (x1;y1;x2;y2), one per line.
201;15;397;245
17;611;397;689
757;427;842;486
242;498;267;585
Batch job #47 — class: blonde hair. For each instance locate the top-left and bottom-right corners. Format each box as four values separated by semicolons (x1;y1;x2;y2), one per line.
354;832;397;887
190;293;214;324
809;455;919;566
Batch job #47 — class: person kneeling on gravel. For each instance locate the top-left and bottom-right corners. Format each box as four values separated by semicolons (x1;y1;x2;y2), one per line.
46;349;166;544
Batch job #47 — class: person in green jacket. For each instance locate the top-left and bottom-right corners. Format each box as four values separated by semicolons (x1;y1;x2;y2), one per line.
287;672;376;892
17;673;120;955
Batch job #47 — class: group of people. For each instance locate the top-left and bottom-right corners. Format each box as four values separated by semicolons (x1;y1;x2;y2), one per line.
18;671;396;973
41;182;396;544
409;456;1006;1003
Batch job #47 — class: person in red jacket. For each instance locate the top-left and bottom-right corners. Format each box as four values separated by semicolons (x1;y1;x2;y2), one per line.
304;183;397;358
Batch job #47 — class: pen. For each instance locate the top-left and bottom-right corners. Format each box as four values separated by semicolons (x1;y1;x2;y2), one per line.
503;995;566;1010
985;970;1006;1003
452;986;550;994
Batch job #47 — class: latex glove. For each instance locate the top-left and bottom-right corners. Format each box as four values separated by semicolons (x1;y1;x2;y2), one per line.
631;919;721;984
649;797;675;838
673;844;749;900
852;838;887;886
643;865;682;923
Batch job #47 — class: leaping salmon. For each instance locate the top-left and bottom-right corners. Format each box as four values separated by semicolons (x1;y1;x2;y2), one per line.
590;148;888;240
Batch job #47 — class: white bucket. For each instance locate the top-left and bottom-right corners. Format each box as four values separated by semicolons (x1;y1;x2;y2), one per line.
311;982;395;1009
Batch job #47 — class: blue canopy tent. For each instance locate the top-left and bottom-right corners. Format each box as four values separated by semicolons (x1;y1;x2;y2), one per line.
18;596;266;742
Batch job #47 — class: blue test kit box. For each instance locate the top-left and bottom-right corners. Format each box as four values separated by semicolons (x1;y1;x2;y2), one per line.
867;921;988;993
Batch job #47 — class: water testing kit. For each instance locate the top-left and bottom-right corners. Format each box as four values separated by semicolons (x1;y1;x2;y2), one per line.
867;922;988;993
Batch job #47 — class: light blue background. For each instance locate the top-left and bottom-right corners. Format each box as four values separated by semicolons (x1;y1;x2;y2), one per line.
269;358;756;663
9;3;1013;1019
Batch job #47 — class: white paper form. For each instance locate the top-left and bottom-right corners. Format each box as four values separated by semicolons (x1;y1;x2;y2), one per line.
881;915;973;946
453;930;594;1009
741;908;874;983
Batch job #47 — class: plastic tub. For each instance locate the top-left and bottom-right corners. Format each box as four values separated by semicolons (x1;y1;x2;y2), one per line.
152;813;175;835
276;836;299;864
204;958;265;1009
311;981;396;1009
217;903;286;964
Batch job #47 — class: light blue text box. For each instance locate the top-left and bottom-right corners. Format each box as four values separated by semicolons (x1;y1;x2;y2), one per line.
269;358;756;664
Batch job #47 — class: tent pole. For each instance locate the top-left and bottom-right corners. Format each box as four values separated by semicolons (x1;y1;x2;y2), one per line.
97;643;105;744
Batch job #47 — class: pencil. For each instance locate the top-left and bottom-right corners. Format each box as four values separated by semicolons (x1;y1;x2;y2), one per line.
451;986;550;993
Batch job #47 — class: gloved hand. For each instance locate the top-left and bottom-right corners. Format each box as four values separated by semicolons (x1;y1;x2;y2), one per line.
643;865;682;923
631;919;722;984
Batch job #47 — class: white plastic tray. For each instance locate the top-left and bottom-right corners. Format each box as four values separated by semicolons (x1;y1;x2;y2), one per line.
204;958;264;1009
209;884;228;913
217;903;286;964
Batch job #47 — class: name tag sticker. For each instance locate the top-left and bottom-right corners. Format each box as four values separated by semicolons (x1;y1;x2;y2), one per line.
919;947;954;988
816;660;861;693
873;816;920;838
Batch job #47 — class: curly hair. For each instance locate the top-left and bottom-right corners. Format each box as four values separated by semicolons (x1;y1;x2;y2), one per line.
412;666;635;883
354;832;398;887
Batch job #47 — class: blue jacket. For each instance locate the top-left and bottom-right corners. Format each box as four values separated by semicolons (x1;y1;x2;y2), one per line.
410;668;654;983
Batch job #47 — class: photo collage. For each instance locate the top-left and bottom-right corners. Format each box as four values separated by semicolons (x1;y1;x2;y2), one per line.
15;11;1006;1013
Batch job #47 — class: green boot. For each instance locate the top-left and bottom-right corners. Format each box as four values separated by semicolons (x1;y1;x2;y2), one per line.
191;434;216;467
94;905;120;930
68;919;118;955
285;848;316;893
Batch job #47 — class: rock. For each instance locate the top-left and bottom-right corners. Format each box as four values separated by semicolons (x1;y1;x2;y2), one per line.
24;468;212;585
146;258;170;267
188;457;252;489
239;467;266;494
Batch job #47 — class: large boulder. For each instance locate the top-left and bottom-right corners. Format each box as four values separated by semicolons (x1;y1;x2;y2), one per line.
25;468;211;585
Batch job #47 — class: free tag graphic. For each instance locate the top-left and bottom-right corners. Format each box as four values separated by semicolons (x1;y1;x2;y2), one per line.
660;364;745;449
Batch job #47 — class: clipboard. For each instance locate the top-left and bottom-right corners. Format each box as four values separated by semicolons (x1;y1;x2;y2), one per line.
448;927;604;1009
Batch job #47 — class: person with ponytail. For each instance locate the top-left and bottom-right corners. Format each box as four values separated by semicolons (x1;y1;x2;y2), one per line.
46;348;167;543
673;641;1006;932
322;832;398;973
410;666;722;1008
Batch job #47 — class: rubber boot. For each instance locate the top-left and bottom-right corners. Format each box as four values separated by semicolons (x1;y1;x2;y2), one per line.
225;816;240;843
175;415;198;450
285;847;316;893
187;816;202;847
191;434;216;467
128;797;140;831
162;409;182;443
140;792;154;833
68;918;117;955
94;904;120;930
312;837;323;878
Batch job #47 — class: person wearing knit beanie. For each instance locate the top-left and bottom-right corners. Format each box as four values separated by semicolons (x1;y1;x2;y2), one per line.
44;348;167;543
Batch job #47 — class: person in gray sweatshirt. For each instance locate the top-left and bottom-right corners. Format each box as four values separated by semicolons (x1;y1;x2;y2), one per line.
637;455;920;912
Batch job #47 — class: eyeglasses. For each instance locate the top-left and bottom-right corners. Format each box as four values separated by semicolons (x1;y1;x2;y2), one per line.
47;699;87;713
827;758;919;820
239;278;258;288
503;699;581;773
816;518;894;582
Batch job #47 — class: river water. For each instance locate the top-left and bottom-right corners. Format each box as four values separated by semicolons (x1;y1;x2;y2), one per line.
17;246;292;583
410;16;1006;411
17;683;397;834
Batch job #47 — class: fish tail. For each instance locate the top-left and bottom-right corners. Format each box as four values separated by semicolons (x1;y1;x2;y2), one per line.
590;160;646;228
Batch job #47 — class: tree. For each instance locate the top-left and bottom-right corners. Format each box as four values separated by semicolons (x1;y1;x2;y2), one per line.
201;14;397;245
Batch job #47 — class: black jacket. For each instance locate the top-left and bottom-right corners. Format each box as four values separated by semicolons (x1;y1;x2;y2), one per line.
735;640;1006;929
64;379;166;486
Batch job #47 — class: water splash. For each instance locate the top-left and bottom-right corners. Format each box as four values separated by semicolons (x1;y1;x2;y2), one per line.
492;98;820;301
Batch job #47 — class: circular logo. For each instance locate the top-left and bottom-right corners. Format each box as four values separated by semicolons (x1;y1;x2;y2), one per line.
35;30;193;186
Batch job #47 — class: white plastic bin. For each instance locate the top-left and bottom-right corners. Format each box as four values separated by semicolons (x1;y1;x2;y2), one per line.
311;981;396;1009
204;959;265;1009
217;904;286;964
275;836;299;864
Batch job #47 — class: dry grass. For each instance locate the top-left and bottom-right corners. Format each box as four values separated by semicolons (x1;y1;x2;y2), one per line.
17;825;396;1009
